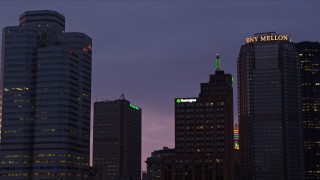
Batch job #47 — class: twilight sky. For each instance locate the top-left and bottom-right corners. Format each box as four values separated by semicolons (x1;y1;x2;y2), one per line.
0;1;319;171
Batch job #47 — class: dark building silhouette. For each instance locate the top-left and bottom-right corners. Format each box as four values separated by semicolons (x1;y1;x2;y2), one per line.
162;55;234;180
89;167;98;180
238;32;304;179
0;10;92;179
142;171;148;180
145;147;175;180
296;41;320;179
93;98;142;180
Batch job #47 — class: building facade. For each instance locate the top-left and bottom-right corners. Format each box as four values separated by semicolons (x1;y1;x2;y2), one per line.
0;10;92;179
296;41;320;179
238;32;304;180
145;147;175;180
93;98;142;180
142;171;148;180
162;55;234;180
233;124;240;180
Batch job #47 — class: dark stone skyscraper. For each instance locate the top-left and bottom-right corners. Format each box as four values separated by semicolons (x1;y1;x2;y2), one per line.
296;41;320;179
93;98;142;180
238;32;304;180
0;10;92;179
162;55;234;180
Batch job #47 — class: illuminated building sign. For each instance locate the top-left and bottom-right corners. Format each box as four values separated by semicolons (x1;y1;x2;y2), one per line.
235;141;239;150
234;127;239;150
234;135;239;140
246;34;290;43
234;129;239;141
130;103;140;110
176;98;197;103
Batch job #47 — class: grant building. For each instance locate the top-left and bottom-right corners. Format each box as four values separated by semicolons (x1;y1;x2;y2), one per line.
162;55;234;180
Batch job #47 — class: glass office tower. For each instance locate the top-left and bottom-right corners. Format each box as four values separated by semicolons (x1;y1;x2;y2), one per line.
0;10;92;179
238;32;304;180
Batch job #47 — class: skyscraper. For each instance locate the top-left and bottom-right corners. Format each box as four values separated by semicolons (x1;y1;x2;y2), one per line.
93;98;142;180
238;32;304;179
162;55;234;180
0;10;92;179
296;41;320;179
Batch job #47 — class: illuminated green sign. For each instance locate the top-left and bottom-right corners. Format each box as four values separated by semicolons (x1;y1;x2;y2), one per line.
216;54;221;71
176;98;197;103
130;103;140;110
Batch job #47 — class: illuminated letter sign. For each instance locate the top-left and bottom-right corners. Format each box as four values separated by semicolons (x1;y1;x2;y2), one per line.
246;34;290;43
130;103;140;110
176;98;197;103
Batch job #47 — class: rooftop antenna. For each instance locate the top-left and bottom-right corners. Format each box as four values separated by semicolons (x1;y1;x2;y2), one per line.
119;94;125;100
215;53;221;71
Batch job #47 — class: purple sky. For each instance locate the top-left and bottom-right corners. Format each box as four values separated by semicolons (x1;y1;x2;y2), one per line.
0;1;319;171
